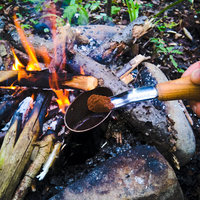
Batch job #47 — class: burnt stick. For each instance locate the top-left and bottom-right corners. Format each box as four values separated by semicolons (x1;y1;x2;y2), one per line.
0;70;98;91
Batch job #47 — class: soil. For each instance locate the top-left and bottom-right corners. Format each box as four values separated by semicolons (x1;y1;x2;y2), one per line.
0;0;200;200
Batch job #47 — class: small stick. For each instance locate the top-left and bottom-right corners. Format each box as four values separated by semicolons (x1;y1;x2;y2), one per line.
116;54;151;80
178;100;194;126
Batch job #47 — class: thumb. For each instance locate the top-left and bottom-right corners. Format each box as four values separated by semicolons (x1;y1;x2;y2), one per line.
191;68;200;85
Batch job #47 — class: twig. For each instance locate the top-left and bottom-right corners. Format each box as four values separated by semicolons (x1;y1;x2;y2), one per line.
178;100;193;126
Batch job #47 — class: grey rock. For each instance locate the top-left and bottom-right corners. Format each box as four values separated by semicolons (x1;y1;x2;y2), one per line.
50;145;183;200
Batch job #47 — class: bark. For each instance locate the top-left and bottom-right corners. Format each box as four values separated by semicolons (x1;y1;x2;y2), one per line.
88;16;151;64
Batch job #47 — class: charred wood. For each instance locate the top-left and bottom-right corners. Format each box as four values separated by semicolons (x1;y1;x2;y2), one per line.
0;70;98;91
0;88;31;123
88;16;151;64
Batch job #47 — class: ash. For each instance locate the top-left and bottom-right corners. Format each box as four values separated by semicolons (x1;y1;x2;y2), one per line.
74;38;102;56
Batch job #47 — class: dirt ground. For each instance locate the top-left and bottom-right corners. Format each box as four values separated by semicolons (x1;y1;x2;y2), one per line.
0;0;200;199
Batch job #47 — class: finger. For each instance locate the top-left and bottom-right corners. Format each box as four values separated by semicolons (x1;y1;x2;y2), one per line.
191;68;200;85
190;101;200;118
182;61;200;77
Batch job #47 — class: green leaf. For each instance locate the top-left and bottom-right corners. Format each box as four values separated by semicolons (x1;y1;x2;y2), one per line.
150;38;159;43
169;55;178;68
157;25;166;32
63;4;79;24
85;3;91;9
111;6;120;15
171;49;183;54
78;6;89;25
90;1;100;11
158;46;167;53
30;19;38;25
166;46;174;53
177;68;185;73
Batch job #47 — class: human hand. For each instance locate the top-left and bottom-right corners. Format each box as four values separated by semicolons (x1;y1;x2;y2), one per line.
182;61;200;118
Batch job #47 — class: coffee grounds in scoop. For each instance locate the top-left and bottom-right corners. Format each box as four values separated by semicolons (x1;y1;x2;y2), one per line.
87;94;114;113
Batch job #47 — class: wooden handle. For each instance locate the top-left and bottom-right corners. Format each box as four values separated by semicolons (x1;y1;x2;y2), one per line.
156;75;200;101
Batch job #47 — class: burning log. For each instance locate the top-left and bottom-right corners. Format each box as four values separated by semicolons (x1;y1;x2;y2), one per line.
88;16;152;64
0;70;98;91
66;52;195;167
0;90;53;200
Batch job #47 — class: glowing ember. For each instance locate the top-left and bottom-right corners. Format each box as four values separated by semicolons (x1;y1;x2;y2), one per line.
13;13;41;71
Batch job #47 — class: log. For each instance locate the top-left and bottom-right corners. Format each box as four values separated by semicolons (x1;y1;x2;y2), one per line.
0;90;53;200
0;97;33;167
12;132;56;200
88;16;151;64
0;70;98;91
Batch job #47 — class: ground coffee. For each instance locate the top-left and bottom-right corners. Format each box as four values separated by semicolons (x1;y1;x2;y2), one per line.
87;94;114;112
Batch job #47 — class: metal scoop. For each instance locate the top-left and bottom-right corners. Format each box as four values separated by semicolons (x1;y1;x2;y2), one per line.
110;74;200;109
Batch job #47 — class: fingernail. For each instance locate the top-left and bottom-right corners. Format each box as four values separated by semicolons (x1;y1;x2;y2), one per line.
192;69;200;78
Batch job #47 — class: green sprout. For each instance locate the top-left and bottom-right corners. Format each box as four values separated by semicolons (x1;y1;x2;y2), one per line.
125;0;140;22
150;38;184;73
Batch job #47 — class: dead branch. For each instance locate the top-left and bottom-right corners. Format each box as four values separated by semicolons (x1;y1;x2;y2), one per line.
88;16;152;64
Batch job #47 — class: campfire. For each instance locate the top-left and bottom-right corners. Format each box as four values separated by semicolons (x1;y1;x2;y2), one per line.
0;2;198;200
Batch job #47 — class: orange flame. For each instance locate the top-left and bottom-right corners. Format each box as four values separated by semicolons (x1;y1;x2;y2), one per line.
80;66;85;75
54;89;70;113
12;11;70;112
13;13;41;71
49;73;70;113
12;48;24;70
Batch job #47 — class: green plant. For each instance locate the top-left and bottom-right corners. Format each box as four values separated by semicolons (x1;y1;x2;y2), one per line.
145;3;153;8
63;0;89;25
157;21;179;32
21;24;33;30
111;6;121;15
125;0;140;22
85;1;101;12
94;13;112;22
150;38;184;73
